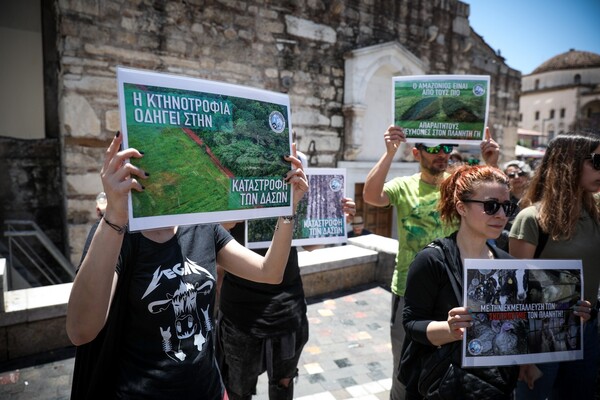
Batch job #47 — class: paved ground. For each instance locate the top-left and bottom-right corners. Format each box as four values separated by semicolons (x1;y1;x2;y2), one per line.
0;283;393;400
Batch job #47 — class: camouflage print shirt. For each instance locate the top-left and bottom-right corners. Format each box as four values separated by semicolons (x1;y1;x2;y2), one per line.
384;173;455;296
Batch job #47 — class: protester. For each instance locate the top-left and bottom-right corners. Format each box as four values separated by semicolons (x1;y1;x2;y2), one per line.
509;132;600;400
216;197;356;400
347;215;372;238
503;160;531;204
400;165;520;399
448;149;464;168
494;160;532;251
362;124;499;398
66;132;309;399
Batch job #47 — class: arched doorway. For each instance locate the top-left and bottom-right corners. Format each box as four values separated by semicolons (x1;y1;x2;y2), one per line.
340;42;426;238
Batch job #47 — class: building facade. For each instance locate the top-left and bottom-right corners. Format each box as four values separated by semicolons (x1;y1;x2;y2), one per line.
0;0;520;267
519;49;600;147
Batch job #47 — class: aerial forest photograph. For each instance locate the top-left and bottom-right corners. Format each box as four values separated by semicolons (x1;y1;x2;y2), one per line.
393;77;488;141
124;83;291;218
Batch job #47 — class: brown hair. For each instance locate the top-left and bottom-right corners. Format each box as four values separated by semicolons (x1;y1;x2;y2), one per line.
520;132;600;240
438;165;510;226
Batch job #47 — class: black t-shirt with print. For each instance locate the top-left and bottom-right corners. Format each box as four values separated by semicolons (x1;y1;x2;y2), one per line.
115;224;232;399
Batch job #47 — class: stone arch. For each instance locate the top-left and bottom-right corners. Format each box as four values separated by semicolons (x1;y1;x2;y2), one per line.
343;42;426;161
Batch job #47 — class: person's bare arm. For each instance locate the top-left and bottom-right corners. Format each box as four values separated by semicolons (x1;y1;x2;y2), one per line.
363;126;406;207
217;216;296;283
217;144;308;283
508;237;536;259
66;132;147;346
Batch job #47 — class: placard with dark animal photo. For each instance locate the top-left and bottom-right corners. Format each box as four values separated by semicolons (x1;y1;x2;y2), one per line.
117;67;294;231
393;75;490;145
462;259;583;367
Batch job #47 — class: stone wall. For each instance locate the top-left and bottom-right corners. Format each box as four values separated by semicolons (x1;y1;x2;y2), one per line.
52;0;520;263
0;138;66;255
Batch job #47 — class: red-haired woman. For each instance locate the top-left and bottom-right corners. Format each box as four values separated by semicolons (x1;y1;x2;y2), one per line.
401;165;520;399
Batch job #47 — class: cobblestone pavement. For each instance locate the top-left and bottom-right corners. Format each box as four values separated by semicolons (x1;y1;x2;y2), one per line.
2;284;600;400
0;283;393;400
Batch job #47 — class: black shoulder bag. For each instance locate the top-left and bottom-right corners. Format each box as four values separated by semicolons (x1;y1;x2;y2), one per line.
417;239;518;400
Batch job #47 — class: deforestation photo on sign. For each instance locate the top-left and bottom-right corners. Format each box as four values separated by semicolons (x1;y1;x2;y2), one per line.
247;168;347;248
117;67;294;231
462;259;583;368
393;75;490;145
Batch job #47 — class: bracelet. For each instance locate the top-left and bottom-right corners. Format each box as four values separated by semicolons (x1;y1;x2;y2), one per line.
103;217;127;234
281;215;296;224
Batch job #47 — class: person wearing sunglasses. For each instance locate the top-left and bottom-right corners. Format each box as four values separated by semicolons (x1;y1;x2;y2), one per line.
399;165;520;399
362;124;500;399
509;132;600;400
493;160;533;251
589;151;600;171
503;160;531;203
448;149;464;168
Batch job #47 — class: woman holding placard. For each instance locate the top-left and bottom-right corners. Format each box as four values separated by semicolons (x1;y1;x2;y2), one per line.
66;131;309;399
399;165;520;399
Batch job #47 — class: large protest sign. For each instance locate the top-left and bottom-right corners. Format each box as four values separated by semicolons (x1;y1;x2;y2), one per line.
246;168;347;248
117;67;293;231
393;75;490;145
462;259;583;367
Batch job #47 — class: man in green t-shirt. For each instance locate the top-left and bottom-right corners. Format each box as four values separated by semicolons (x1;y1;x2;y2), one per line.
363;125;499;399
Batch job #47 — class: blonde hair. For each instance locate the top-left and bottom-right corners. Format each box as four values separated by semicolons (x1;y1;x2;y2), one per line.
520;132;600;240
438;165;510;226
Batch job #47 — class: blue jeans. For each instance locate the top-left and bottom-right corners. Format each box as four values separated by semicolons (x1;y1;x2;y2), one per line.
515;319;599;400
217;315;309;400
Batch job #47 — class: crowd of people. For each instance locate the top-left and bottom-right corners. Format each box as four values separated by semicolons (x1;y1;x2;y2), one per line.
362;126;599;400
68;125;600;400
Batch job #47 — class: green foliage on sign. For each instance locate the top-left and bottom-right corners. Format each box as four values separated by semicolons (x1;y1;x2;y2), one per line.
129;126;231;217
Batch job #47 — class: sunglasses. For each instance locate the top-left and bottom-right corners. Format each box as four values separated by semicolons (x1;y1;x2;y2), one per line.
506;171;526;179
585;153;600;171
417;144;454;154
462;199;518;217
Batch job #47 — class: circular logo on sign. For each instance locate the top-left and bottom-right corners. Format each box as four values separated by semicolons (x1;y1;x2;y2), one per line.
473;84;485;97
269;111;286;133
329;177;342;192
468;339;483;355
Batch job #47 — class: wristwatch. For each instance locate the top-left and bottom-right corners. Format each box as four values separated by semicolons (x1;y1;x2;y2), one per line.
281;215;296;224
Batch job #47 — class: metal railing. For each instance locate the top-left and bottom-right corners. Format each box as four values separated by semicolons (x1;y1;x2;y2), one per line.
3;220;74;290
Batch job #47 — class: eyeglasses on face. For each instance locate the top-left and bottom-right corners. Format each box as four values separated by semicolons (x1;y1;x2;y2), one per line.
417;144;454;154
506;171;526;179
585;153;600;171
462;199;517;217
